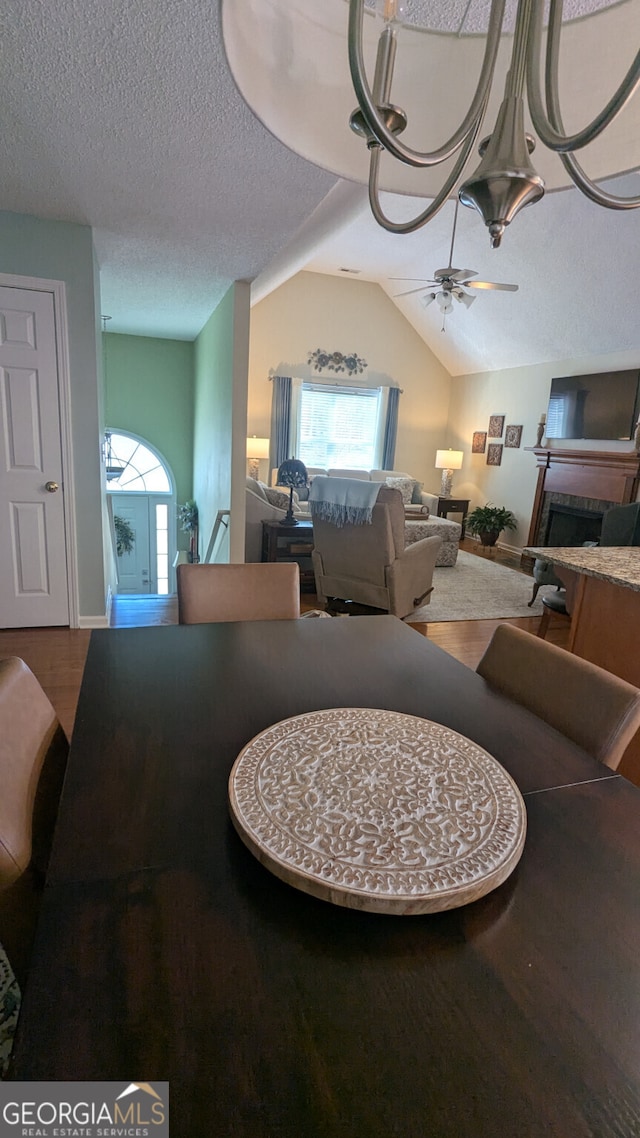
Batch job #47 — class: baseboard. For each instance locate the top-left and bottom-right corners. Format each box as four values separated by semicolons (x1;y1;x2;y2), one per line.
78;614;110;629
499;540;524;557
78;587;112;629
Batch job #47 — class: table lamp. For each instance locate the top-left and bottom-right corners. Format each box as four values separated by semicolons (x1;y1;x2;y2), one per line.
247;436;270;481
276;458;308;525
435;449;464;498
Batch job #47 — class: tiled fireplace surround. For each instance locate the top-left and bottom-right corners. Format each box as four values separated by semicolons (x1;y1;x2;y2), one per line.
525;448;640;559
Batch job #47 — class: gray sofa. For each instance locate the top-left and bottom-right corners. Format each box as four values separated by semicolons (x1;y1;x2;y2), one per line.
273;467;439;514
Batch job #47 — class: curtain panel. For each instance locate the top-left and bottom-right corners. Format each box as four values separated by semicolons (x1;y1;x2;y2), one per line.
269;376;292;475
382;385;400;470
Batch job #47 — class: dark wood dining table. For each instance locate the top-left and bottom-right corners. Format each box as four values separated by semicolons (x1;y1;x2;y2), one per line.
11;616;640;1137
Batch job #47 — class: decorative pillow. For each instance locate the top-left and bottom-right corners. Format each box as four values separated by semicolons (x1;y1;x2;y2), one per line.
385;476;414;505
411;480;424;505
264;486;290;510
247;476;268;500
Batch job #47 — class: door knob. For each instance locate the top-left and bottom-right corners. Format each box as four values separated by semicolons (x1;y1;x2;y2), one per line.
45;481;59;493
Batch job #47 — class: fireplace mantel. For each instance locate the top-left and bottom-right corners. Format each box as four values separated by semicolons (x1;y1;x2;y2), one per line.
525;448;640;549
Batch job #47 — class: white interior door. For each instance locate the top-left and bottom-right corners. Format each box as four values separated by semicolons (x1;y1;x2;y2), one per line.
0;286;70;627
111;494;152;593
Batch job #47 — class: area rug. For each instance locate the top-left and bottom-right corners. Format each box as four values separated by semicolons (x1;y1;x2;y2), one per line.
407;550;556;623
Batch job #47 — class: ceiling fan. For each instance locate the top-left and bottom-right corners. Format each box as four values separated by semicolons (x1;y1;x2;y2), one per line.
390;201;519;323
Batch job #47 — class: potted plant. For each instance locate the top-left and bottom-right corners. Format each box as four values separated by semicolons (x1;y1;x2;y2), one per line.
178;499;199;563
113;514;135;557
466;503;517;547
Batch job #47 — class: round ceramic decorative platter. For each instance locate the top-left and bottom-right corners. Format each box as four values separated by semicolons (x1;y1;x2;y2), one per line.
229;708;526;915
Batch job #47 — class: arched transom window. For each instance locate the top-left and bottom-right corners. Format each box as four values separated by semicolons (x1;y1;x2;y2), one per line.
104;431;172;493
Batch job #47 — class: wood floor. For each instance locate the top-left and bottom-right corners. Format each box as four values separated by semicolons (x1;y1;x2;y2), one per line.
0;540;569;738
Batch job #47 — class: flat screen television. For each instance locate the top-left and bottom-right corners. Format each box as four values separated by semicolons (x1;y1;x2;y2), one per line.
545;369;640;441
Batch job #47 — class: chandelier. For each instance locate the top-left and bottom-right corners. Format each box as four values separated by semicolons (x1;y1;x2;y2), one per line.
348;0;640;246
103;430;126;482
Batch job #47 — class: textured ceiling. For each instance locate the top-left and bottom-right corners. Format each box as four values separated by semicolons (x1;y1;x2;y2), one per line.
0;0;335;339
1;0;639;377
362;0;624;33
304;171;640;375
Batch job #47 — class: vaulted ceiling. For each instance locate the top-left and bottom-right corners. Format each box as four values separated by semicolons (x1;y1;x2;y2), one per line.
2;0;639;376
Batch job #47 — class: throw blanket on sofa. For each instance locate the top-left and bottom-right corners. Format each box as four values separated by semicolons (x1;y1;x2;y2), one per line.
309;476;381;527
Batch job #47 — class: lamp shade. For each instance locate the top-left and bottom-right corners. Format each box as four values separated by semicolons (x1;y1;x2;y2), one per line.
277;458;308;489
276;458;308;526
246;436;270;459
435;450;463;471
456;291;476;309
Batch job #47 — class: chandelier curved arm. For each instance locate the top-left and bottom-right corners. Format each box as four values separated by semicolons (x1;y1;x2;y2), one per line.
348;0;505;168
526;0;640;154
537;1;640;210
367;112;484;233
555;148;640;210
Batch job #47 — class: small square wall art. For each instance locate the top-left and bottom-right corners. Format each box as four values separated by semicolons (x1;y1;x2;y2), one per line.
487;443;503;466
472;431;487;454
505;424;523;448
488;414;505;438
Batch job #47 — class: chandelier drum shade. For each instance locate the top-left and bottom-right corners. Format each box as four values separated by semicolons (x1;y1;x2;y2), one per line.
222;1;640;243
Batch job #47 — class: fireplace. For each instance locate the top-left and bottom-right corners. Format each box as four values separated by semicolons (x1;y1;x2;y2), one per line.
545;503;603;547
526;448;640;552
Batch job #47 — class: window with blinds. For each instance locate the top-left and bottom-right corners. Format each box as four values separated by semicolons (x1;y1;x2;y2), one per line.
297;383;382;469
546;393;567;438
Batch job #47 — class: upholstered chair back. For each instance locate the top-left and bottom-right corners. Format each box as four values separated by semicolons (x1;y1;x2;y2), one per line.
477;623;640;770
177;562;301;624
0;657;68;891
0;656;69;988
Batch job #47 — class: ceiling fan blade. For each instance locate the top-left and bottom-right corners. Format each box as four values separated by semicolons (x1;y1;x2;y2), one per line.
434;267;478;282
465;280;519;291
393;286;433;298
389;276;437;284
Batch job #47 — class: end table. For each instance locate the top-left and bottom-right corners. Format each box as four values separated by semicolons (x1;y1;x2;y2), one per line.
261;519;315;591
437;497;470;537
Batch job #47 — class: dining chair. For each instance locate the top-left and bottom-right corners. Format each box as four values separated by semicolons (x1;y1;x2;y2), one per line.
476;623;640;770
177;562;301;624
537;588;572;639
0;657;69;987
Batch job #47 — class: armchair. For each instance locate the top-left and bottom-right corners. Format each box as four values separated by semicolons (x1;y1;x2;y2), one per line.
311;486;442;619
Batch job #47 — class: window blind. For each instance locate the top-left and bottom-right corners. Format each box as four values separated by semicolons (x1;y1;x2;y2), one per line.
298;384;382;469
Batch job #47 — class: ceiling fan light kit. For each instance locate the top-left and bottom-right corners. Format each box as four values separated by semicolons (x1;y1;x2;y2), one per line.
391;199;518;322
348;0;640;245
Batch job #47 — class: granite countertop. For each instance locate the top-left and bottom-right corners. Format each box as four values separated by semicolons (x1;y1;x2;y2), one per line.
525;546;640;593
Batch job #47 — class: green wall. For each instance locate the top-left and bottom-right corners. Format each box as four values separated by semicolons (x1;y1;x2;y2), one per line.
193;282;250;562
103;332;195;506
0;210;106;620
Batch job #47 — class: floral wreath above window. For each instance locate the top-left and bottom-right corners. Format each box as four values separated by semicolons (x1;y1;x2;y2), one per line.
308;349;367;375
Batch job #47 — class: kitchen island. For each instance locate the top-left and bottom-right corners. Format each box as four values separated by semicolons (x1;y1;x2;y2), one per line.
525;545;640;783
